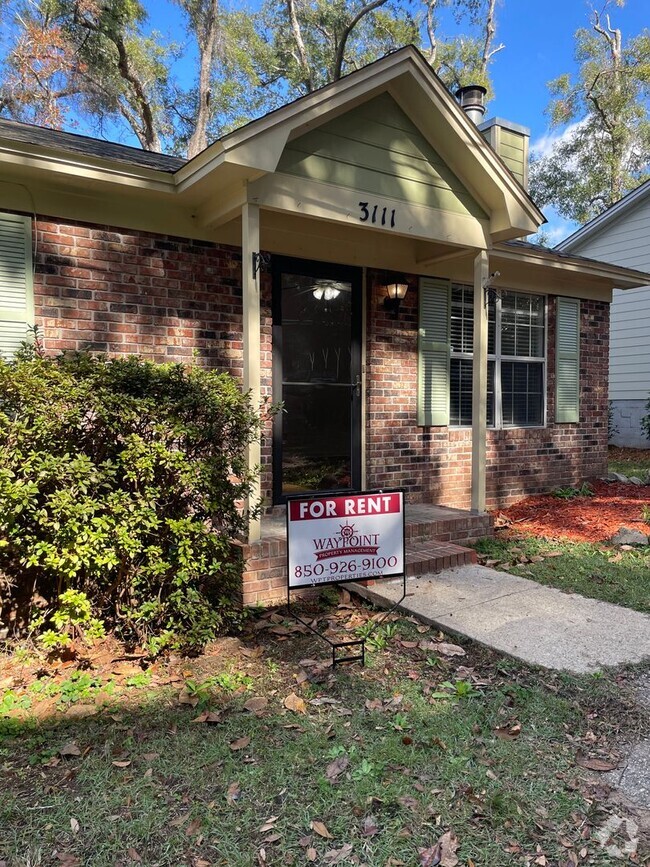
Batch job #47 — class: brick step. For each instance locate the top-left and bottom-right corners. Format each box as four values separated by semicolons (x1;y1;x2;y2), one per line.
405;539;477;578
404;514;493;546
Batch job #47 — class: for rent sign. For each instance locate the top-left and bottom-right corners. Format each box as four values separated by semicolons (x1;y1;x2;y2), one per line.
287;491;404;589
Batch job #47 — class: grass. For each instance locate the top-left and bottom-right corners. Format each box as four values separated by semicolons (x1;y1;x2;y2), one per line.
608;445;650;479
475;535;650;614
1;602;647;867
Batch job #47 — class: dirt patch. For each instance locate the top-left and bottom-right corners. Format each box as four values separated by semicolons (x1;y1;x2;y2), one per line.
498;480;650;543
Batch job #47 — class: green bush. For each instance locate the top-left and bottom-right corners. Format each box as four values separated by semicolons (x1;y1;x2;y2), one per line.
643;396;650;441
0;349;262;653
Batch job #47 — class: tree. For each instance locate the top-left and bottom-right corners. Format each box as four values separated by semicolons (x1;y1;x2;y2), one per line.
424;0;503;92
253;0;419;98
530;1;650;224
0;0;173;151
0;0;505;155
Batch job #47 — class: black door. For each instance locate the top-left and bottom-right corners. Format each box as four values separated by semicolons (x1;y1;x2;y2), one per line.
272;257;362;503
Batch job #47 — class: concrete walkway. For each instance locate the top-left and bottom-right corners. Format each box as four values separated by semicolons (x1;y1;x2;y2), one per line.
352;565;650;673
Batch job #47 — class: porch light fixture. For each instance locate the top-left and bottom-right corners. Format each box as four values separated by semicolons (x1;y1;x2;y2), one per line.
482;271;501;307
383;276;409;318
312;279;343;301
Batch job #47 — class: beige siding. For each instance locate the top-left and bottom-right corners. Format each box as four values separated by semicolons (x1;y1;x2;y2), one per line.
277;93;487;220
567;197;650;401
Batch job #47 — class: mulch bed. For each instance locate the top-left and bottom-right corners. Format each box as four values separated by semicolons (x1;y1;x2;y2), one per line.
498;480;650;543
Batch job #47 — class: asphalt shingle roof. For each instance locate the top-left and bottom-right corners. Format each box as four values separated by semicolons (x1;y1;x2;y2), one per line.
0;117;185;172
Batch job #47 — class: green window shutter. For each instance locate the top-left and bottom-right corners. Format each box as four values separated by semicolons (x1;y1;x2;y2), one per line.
555;297;580;423
417;277;451;426
0;213;33;359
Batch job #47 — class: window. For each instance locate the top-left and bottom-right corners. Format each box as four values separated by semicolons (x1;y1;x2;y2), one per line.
449;284;545;427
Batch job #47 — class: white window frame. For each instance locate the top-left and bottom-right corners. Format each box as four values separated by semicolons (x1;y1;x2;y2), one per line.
450;285;547;429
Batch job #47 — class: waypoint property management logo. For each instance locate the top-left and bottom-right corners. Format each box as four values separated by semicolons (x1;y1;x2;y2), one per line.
312;520;381;561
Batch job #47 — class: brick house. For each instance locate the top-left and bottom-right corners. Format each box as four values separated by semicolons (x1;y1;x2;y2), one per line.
0;47;647;604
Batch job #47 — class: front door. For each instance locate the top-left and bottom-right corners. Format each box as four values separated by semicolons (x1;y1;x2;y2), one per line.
272;257;362;502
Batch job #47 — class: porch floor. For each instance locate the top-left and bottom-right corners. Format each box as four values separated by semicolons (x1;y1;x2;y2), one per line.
239;503;494;606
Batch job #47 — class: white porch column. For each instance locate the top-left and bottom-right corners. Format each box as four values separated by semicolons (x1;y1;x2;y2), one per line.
242;202;262;541
471;249;489;513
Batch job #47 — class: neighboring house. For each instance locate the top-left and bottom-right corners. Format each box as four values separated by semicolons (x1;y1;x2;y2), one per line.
0;46;647;604
557;180;650;448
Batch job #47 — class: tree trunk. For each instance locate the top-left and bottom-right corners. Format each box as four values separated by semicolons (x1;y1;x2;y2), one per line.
187;0;220;159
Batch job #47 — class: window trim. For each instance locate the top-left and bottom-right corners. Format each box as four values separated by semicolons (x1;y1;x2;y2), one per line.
449;285;548;430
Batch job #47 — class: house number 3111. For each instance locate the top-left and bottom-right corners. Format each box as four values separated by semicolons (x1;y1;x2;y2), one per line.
359;202;396;228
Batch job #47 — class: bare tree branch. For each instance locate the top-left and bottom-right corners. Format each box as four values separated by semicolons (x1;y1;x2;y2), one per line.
333;0;390;81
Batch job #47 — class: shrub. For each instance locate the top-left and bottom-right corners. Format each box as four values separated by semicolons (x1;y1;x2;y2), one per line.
643;396;650;441
0;349;262;653
608;400;619;442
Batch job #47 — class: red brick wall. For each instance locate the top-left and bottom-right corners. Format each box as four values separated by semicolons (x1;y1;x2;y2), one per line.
32;217;609;514
33;217;276;509
365;271;610;510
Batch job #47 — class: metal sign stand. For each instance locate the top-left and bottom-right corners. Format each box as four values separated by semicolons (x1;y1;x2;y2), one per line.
286;572;408;667
285;489;408;667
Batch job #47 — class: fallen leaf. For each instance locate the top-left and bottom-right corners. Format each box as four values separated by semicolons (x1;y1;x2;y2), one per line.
494;723;521;740
325;755;349;782
576;755;619;772
186;818;202;837
178;688;200;707
55;854;81;866
311;820;333;839
226;781;241;803
398;795;419;811
284;692;307;714
59;742;81;758
142;752;159;762
361;815;379;836
191;711;221;724
244;697;269;714
127;849;142;863
436;643;466;657
306;848;317;862
70;817;80;834
112;760;132;768
324;843;353;864
259;816;279;833
229;736;251;751
170;814;190;827
419;830;460;867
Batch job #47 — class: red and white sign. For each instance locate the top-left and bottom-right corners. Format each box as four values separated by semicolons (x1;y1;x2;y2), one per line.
287;491;404;589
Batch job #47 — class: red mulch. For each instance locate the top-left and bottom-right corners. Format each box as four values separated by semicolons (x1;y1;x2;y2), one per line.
498;480;650;543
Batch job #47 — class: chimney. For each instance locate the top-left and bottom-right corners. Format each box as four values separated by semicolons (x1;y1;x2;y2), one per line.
478;117;531;191
455;85;487;125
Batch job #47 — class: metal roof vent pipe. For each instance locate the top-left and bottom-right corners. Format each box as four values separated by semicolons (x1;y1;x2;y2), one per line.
455;85;487;125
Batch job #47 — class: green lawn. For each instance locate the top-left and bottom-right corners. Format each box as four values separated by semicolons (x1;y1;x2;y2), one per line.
1;603;646;867
608;446;650;479
474;535;650;613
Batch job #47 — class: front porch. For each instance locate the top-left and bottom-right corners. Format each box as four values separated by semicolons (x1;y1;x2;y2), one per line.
238;503;493;606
